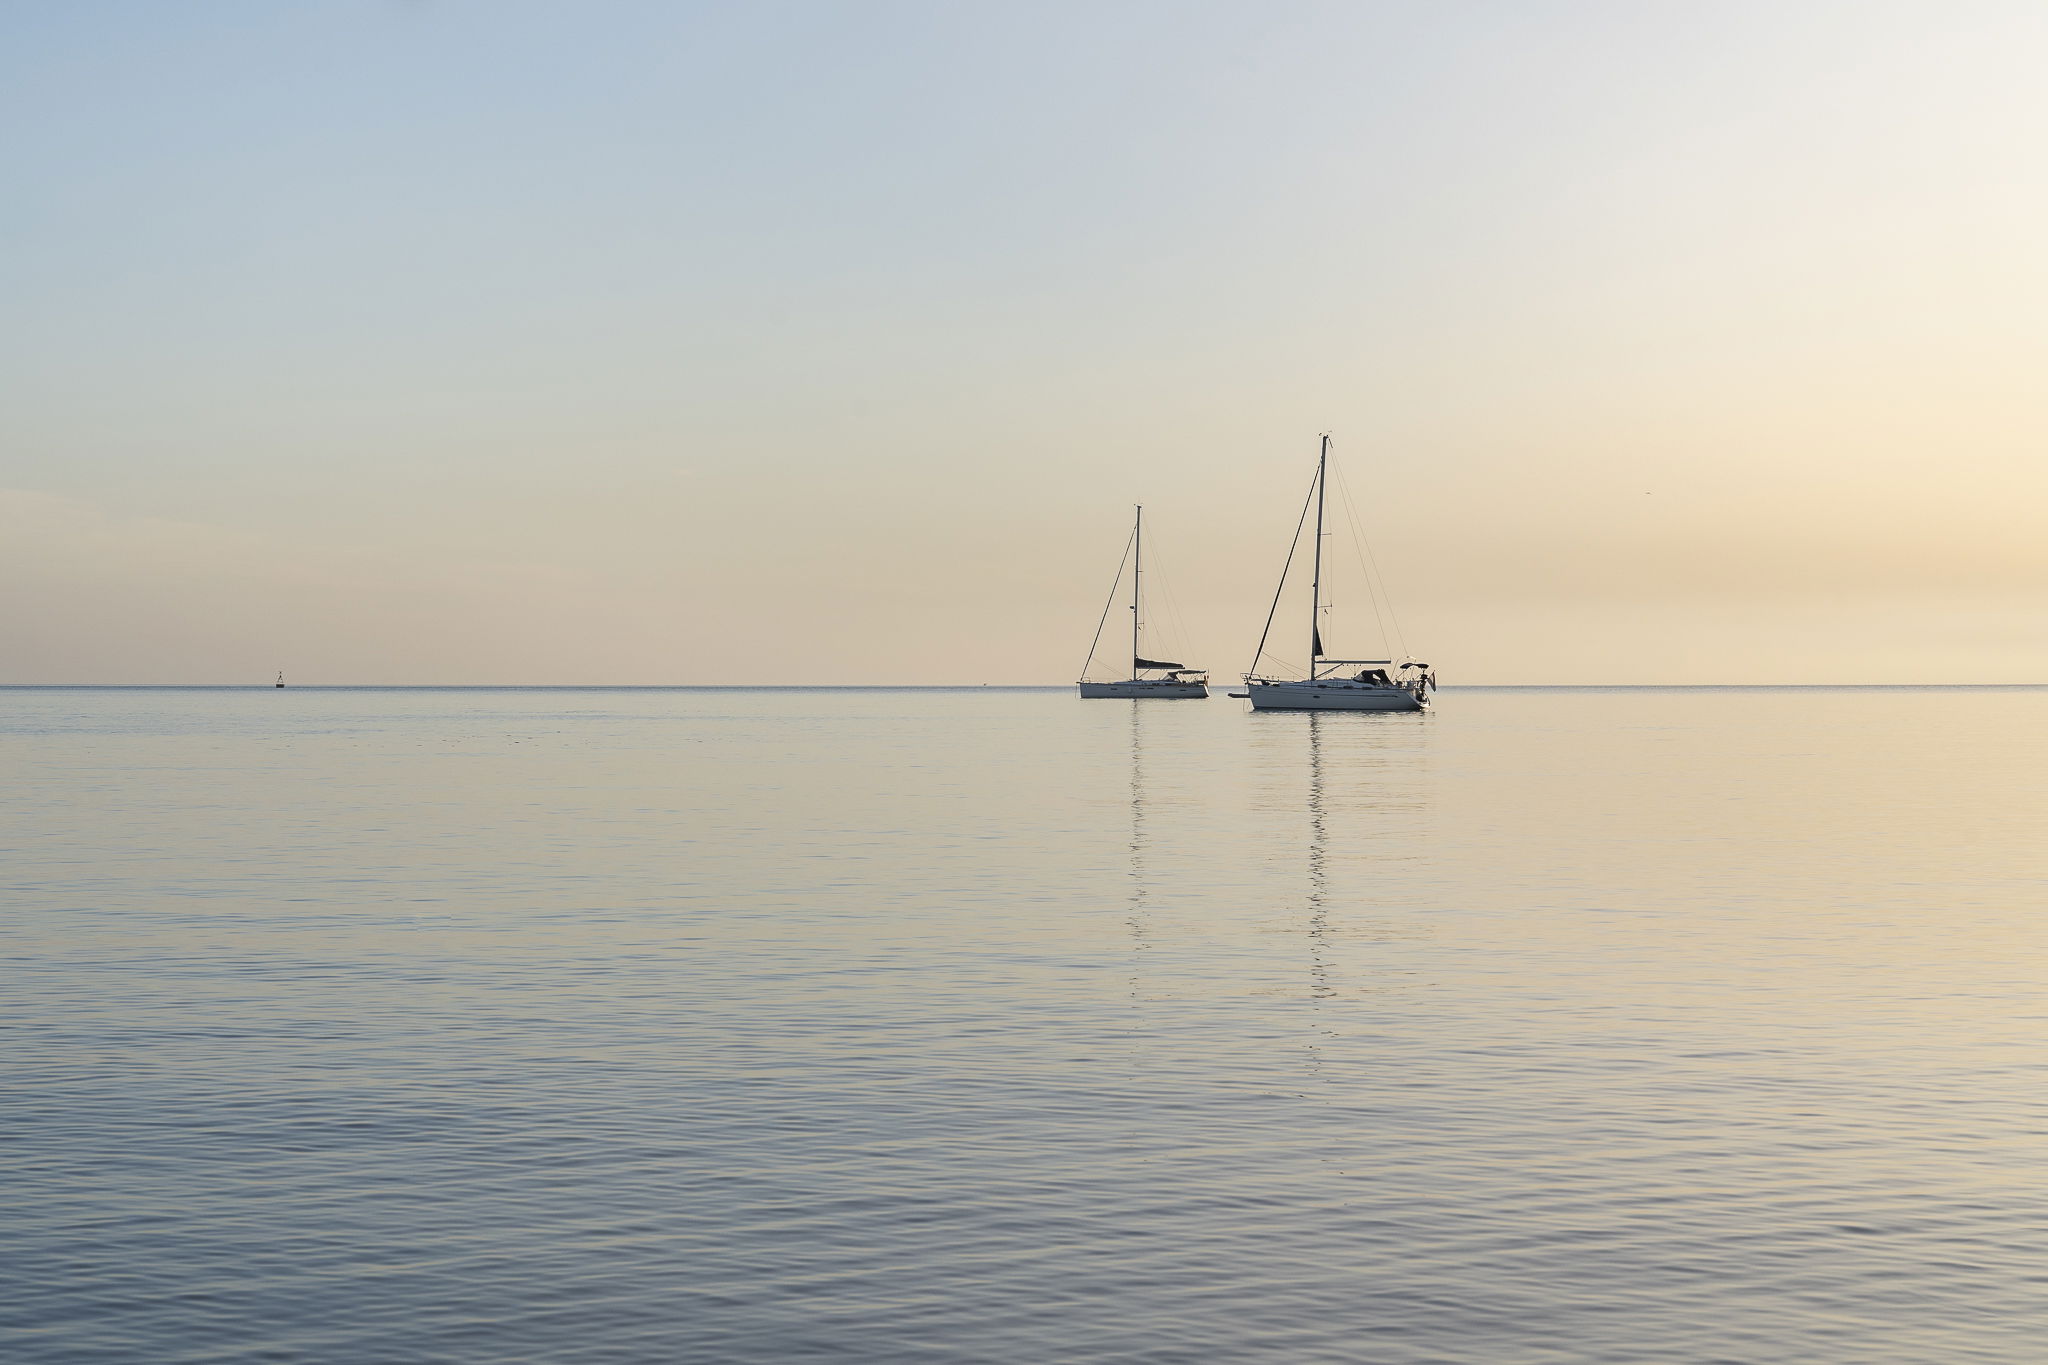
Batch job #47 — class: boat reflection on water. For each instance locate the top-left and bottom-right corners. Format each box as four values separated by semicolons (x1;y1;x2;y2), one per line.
1114;697;1437;1042
1125;701;1152;999
1244;707;1437;1010
1287;709;1439;1112
1305;712;1334;1003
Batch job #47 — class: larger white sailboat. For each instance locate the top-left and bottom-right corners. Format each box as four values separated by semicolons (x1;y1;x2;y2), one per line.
1242;436;1433;712
1078;505;1209;699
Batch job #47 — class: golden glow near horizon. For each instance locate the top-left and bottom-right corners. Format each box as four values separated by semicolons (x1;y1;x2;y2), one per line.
3;2;2045;683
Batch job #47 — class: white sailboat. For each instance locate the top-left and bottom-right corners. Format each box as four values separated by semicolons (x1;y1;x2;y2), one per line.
1242;436;1434;712
1078;505;1209;699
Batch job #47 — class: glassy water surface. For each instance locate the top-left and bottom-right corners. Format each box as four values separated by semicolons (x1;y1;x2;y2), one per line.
4;685;2046;1363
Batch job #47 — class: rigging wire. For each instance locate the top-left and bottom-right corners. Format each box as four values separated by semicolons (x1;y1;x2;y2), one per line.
1328;457;1391;660
1142;523;1201;669
1332;456;1411;662
1079;526;1136;680
1247;460;1322;679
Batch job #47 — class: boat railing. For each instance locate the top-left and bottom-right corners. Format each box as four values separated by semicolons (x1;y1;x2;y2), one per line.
1236;675;1433;687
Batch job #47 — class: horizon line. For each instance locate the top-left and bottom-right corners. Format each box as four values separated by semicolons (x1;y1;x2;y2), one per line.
3;682;2045;692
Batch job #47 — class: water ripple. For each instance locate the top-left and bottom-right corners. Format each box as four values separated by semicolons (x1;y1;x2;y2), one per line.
4;687;2047;1361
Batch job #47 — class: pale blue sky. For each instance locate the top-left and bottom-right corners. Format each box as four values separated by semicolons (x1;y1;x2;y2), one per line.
5;1;2045;681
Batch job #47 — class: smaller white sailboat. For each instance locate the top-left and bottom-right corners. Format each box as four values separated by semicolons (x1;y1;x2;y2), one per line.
1243;436;1433;712
1078;505;1209;699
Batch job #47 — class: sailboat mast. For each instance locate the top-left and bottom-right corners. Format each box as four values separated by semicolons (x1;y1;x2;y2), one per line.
1131;504;1142;676
1309;435;1327;680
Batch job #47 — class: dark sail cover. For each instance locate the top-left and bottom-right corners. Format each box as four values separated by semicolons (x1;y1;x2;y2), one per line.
1312;626;1324;658
1134;657;1183;670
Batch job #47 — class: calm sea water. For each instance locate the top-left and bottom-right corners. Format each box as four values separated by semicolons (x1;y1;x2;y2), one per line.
4;685;2046;1363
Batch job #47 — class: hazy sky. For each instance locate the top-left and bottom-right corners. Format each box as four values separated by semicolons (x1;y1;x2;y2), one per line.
5;0;2045;683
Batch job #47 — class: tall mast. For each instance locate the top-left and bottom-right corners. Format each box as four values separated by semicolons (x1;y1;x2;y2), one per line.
1131;504;1142;676
1309;435;1327;680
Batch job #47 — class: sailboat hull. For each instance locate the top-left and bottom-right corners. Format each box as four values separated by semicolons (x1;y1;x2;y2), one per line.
1245;680;1424;712
1078;681;1209;699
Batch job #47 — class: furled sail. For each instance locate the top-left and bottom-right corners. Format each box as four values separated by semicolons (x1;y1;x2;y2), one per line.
1134;657;1183;670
